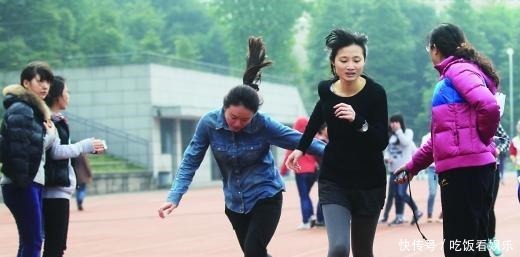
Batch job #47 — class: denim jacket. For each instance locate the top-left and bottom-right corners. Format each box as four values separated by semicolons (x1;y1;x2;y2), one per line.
166;108;325;214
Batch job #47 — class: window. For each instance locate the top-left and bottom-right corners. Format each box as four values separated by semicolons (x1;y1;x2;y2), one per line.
160;119;175;154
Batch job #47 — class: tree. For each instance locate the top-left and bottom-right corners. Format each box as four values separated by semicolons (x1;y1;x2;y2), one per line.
210;0;305;78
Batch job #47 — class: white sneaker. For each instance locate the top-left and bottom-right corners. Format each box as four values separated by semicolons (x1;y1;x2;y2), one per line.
297;222;312;230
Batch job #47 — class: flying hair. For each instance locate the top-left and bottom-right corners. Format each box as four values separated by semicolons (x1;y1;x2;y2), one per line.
242;37;273;91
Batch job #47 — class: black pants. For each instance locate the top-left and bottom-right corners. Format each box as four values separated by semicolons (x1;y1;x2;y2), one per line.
439;164;494;257
42;198;70;257
488;167;500;239
225;192;282;257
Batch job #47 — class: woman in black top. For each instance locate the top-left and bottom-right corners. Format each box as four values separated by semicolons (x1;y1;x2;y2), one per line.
286;28;388;257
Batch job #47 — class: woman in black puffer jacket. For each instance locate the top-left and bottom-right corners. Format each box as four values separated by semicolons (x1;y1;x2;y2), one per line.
1;61;56;257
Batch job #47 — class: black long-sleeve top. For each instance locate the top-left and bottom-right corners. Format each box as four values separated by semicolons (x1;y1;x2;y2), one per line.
297;75;389;189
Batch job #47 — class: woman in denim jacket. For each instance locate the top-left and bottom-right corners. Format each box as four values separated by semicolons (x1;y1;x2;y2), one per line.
158;37;325;257
395;23;501;257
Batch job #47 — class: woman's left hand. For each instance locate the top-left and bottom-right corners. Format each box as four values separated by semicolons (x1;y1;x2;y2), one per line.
333;103;355;122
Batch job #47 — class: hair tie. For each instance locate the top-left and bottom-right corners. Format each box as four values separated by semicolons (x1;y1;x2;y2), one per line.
244;83;259;91
457;42;467;49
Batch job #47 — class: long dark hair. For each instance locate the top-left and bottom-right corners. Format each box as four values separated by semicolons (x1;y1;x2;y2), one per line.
45;75;65;107
223;37;272;113
325;28;368;78
428;23;499;87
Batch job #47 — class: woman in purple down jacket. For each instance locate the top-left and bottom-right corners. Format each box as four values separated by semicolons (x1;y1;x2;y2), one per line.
395;23;500;257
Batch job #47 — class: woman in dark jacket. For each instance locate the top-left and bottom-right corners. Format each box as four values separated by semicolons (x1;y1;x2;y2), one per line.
1;61;56;257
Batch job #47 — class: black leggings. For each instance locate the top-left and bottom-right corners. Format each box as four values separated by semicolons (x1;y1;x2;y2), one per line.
488;168;500;238
225;192;282;257
322;204;379;257
42;198;70;257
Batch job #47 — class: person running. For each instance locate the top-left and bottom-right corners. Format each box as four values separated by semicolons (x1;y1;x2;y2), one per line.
286;28;388;257
157;37;325;257
395;23;500;257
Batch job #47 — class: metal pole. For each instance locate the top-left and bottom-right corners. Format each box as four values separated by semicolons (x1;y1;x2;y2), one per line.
507;48;514;136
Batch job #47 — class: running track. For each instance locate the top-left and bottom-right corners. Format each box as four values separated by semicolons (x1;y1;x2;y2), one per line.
1;175;518;256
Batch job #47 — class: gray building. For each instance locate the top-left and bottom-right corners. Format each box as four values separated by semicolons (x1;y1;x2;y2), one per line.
0;64;308;187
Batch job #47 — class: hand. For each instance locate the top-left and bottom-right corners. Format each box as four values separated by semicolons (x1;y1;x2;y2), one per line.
333;103;355;122
92;139;106;154
43;120;56;134
158;202;178;218
393;165;415;184
285;150;303;172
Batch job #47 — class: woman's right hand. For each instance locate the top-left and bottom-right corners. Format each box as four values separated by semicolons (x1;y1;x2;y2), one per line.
285;150;303;172
158;202;178;218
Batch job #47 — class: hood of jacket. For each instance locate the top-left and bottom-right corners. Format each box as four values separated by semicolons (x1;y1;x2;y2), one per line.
3;84;51;121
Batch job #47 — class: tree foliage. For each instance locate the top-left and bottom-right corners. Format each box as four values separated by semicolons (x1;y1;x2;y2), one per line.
0;0;519;136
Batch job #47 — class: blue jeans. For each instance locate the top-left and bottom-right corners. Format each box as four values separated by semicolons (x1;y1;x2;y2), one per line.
76;183;87;208
396;181;418;215
2;182;44;257
295;172;322;223
427;167;438;217
382;173;397;220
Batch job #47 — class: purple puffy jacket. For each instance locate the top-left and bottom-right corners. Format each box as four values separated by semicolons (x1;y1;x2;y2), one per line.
406;56;500;174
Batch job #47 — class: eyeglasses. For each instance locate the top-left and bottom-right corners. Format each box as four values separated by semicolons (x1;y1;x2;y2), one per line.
425;45;431;52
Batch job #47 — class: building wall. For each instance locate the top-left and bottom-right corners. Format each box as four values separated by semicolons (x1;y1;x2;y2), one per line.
0;64;308;187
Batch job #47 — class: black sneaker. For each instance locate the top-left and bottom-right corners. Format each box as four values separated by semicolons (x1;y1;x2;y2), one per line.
378;218;388;224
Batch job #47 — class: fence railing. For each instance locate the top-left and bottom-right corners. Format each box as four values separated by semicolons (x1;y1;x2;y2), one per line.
0;52;298;86
65;112;150;169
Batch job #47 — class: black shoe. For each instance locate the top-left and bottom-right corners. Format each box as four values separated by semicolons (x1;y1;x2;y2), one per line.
379;218;388;224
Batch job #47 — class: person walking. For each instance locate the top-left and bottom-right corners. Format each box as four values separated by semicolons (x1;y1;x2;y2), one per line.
486;123;509;257
386;114;422;226
395;23;501;257
158;37;325;257
280;116;323;229
421;132;442;223
286;28;389;257
73;153;93;211
509;120;520;180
